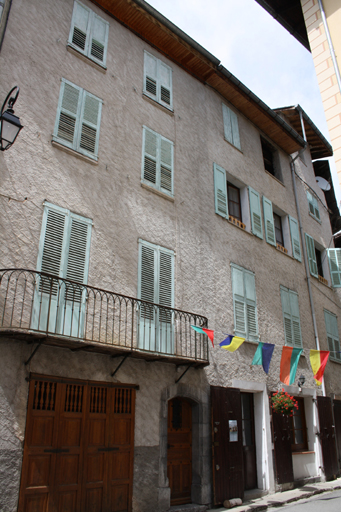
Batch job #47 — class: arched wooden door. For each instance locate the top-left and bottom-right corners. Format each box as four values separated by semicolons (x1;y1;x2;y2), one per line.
167;397;192;505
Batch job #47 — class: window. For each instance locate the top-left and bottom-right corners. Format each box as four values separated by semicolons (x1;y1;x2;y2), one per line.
138;240;174;353
222;103;241;150
280;286;302;348
249;187;263;239
290;397;308;452
289;216;302;262
324;310;341;362
143;51;172;109
213;163;248;229
306;190;320;222
261;137;282;181
141;127;173;196
32;202;92;337
53;79;102;160
327;249;341;287
231;264;258;342
262;196;276;246
315;248;323;277
68;1;109;67
274;212;284;247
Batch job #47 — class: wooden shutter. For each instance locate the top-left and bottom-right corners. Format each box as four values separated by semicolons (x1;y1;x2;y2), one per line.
272;402;294;484
214;163;228;218
160;136;173;194
159;60;172;108
69;1;90;54
231;265;246;338
262;196;276;246
90;13;109;64
142;127;158;186
55;80;82;149
327;249;341;287
317;397;338;480
249;187;263;239
144;52;157;100
289;216;302;262
280;287;302;348
158;248;174;323
244;271;258;341
305;233;318;278
222;104;240;149
79;91;102;158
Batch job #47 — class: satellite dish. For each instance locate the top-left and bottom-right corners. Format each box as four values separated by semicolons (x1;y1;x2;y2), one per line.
316;176;331;191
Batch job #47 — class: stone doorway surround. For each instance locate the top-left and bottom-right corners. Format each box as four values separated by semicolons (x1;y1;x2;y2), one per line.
158;383;211;511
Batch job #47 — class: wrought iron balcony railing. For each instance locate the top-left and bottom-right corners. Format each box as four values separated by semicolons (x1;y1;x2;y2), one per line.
0;269;209;366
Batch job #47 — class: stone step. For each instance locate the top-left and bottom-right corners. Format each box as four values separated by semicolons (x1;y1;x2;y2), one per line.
169;504;208;512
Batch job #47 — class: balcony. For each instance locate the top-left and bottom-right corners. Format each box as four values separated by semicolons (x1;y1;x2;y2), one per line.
0;269;209;367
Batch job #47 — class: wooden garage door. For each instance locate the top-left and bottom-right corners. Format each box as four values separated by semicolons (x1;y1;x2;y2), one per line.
18;376;135;512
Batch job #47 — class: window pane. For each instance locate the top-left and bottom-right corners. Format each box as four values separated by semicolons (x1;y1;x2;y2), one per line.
227;183;241;220
273;213;283;246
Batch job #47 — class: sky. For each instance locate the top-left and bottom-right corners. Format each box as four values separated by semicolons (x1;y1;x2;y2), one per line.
146;0;341;203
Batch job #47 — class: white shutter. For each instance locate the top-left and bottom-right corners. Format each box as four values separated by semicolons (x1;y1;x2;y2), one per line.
55;80;82;148
262;196;276;246
70;1;90;54
160;136;173;193
159;61;172;107
249;187;263;239
79;91;102;158
90;13;109;64
143;127;158;185
144;52;157;99
213;163;228;218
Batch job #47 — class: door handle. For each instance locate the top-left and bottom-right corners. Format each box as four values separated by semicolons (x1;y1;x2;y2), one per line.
98;447;119;452
167;444;174;449
44;448;69;453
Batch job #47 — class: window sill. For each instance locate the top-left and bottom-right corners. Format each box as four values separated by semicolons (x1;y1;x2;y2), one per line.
292;451;314;455
51;140;99;165
330;357;341;364
318;275;329;287
229;215;246;230
142;93;174;115
224;137;243;154
276;243;288;255
264;169;285;186
67;44;107;73
141;182;174;202
309;212;321;224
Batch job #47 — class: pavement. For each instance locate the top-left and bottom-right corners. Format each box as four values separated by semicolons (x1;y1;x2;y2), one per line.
206;477;341;512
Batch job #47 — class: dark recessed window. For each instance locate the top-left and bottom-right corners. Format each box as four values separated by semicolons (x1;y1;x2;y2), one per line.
315;248;323;277
261;137;282;181
273;213;284;247
290;397;308;452
227;183;242;221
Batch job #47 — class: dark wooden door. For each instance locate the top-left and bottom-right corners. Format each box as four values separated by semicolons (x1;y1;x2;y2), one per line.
241;393;257;490
211;386;244;505
272;406;294;484
317;396;338;480
18;376;135;512
333;400;341;473
167;397;192;505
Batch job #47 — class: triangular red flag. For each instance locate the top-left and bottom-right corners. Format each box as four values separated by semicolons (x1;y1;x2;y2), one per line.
202;328;214;347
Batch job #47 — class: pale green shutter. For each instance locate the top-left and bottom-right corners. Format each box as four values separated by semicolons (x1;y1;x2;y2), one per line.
90;13;109;64
327;249;341;287
79;91;102;158
54;80;82;149
305;233;318;277
159;61;172;108
231;265;246;338
160;136;173;194
222;104;232;145
262;196;276;246
324;310;341;361
280;287;302;348
249;187;263;239
244;271;258;340
289;216;302;262
230;110;241;150
280;287;293;346
289;291;302;348
213;163;228;218
64;215;92;301
307;191;320;221
144;52;157;99
69;1;90;54
142;127;158;186
158;248;174;324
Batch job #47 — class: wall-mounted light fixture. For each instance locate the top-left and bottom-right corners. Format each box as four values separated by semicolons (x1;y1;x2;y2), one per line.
0;86;23;151
297;374;306;392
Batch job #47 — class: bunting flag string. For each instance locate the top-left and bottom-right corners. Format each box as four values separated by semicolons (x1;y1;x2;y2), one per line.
190;325;214;347
252;342;275;374
219;334;245;352
280;346;303;385
310;350;330;386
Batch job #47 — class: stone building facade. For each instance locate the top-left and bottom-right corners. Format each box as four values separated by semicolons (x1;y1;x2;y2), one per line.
1;1;341;511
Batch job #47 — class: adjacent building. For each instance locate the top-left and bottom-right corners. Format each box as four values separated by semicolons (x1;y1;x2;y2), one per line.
1;1;341;511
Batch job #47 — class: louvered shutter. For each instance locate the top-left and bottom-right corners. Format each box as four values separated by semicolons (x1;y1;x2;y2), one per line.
55;80;82;149
230;110;241;149
289;291;302;348
90;13;108;64
289;216;302;262
159;61;172;108
307;191;320;221
65;215;91;302
222;104;233;145
280;287;293;346
213;163;228;218
262;196;276;246
143;128;158;186
144;52;158;100
305;233;318;277
327;249;341;287
244;271;258;340
79;91;102;158
231;265;246;338
158;249;174;324
324;310;341;361
139;243;156;321
160;136;173;194
249;187;263;239
69;1;90;54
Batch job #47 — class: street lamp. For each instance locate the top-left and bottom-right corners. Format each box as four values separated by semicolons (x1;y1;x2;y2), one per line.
0;86;23;151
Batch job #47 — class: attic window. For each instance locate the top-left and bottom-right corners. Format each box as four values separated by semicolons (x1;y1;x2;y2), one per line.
261;137;282;182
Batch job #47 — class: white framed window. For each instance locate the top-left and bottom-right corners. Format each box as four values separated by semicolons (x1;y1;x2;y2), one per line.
231;264;258;342
143;51;173;109
222;103;241;150
324;310;341;362
306;190;321;222
141;126;173;196
53;78;103;160
280;286;302;348
68;0;109;67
